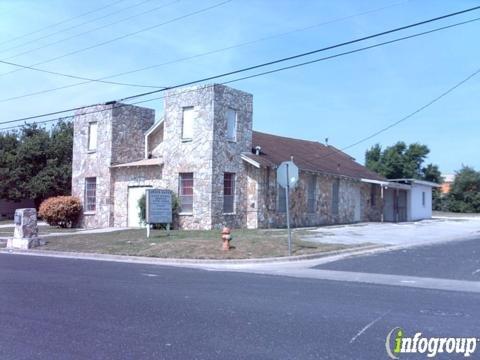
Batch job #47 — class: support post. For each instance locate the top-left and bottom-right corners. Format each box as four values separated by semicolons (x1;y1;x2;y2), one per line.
285;164;292;256
147;224;150;238
381;186;385;223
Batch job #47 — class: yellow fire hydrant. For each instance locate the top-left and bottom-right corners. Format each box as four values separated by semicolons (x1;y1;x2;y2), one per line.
221;227;232;251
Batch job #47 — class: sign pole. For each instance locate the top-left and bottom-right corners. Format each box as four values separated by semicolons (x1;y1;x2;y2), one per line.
285;163;292;256
147;224;150;238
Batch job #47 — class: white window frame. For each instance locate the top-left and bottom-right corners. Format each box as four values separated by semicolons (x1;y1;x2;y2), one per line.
85;177;97;212
223;172;236;214
178;173;194;214
226;108;237;142
88;122;97;151
182;107;194;141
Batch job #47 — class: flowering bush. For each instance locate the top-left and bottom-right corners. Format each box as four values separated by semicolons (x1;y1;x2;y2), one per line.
39;196;82;228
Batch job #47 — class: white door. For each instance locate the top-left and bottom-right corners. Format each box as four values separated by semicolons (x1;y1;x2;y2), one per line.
128;186;150;227
354;187;361;222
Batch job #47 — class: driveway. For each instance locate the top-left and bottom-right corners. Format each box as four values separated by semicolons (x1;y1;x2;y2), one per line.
299;218;480;246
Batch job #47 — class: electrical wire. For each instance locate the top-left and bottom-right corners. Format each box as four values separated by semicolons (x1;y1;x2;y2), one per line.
1;16;478;132
0;0;233;78
0;0;159;54
0;0;410;103
0;0;128;47
1;9;478;127
0;0;180;59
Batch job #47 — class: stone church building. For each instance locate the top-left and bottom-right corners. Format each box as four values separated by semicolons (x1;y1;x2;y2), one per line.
72;84;431;230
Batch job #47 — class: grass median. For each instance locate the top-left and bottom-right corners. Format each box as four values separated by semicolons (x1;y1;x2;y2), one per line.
32;228;367;259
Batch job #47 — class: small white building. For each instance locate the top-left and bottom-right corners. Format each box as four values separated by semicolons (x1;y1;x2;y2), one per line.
371;179;439;222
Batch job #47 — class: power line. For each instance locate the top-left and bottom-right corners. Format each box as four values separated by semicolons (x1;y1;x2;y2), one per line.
0;0;409;103
1;15;478;131
219;17;480;86
339;68;480;153
4;65;479;173
0;0;158;55
0;0;233;78
0;0;128;47
0;0;180;59
116;6;480;101
0;58;166;89
0;0;183;89
1;8;478;127
294;65;480;168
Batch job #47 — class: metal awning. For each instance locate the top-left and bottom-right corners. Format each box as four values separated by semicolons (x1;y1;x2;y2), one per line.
361;178;411;190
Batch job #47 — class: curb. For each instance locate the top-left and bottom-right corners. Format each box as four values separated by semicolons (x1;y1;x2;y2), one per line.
0;244;383;266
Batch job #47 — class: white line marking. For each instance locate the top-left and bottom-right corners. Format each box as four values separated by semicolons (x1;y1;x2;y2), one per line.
472;269;480;276
400;280;416;283
350;310;391;344
142;273;159;277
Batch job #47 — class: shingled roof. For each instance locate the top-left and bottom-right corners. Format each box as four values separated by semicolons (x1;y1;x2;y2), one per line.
244;131;385;181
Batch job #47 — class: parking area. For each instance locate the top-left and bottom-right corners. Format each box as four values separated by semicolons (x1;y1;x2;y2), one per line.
299;217;480;246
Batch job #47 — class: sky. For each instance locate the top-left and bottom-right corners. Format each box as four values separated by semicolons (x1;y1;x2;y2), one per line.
0;0;478;174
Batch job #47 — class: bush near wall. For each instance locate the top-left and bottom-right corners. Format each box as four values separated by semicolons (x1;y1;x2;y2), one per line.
39;196;82;228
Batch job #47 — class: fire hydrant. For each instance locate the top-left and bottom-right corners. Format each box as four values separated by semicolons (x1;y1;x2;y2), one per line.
221;227;232;251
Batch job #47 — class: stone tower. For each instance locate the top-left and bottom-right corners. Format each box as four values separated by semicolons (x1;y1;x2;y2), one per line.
161;84;253;229
71;102;155;228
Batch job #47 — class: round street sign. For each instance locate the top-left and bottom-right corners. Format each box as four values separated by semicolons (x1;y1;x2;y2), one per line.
277;161;299;188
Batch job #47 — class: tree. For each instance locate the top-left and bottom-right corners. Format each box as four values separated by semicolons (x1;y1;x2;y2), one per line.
365;141;432;179
0;121;73;207
444;166;480;213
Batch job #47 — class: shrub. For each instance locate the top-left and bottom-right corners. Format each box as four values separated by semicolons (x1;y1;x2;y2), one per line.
39;196;82;228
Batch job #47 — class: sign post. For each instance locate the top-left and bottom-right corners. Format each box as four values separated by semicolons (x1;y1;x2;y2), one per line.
145;189;173;238
276;159;299;256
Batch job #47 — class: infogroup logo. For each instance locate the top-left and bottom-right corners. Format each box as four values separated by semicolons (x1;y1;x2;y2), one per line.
385;327;479;358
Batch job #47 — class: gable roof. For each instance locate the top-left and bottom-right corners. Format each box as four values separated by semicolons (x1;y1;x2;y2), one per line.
248;131;385;181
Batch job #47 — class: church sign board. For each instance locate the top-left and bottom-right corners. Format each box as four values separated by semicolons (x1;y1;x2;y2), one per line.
146;189;172;224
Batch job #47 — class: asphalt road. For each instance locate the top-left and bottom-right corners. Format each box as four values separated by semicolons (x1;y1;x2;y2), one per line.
1;252;479;360
315;237;480;281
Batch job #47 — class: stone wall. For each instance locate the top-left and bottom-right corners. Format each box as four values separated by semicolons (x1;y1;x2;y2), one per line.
158;84;254;230
111;105;155;165
253;168;382;228
211;85;253;229
160;85;216;230
71;103;154;228
72;104;114;228
71;84;383;231
111;166;164;227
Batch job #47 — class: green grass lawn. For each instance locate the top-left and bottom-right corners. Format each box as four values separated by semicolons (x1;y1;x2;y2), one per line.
37;228;366;259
